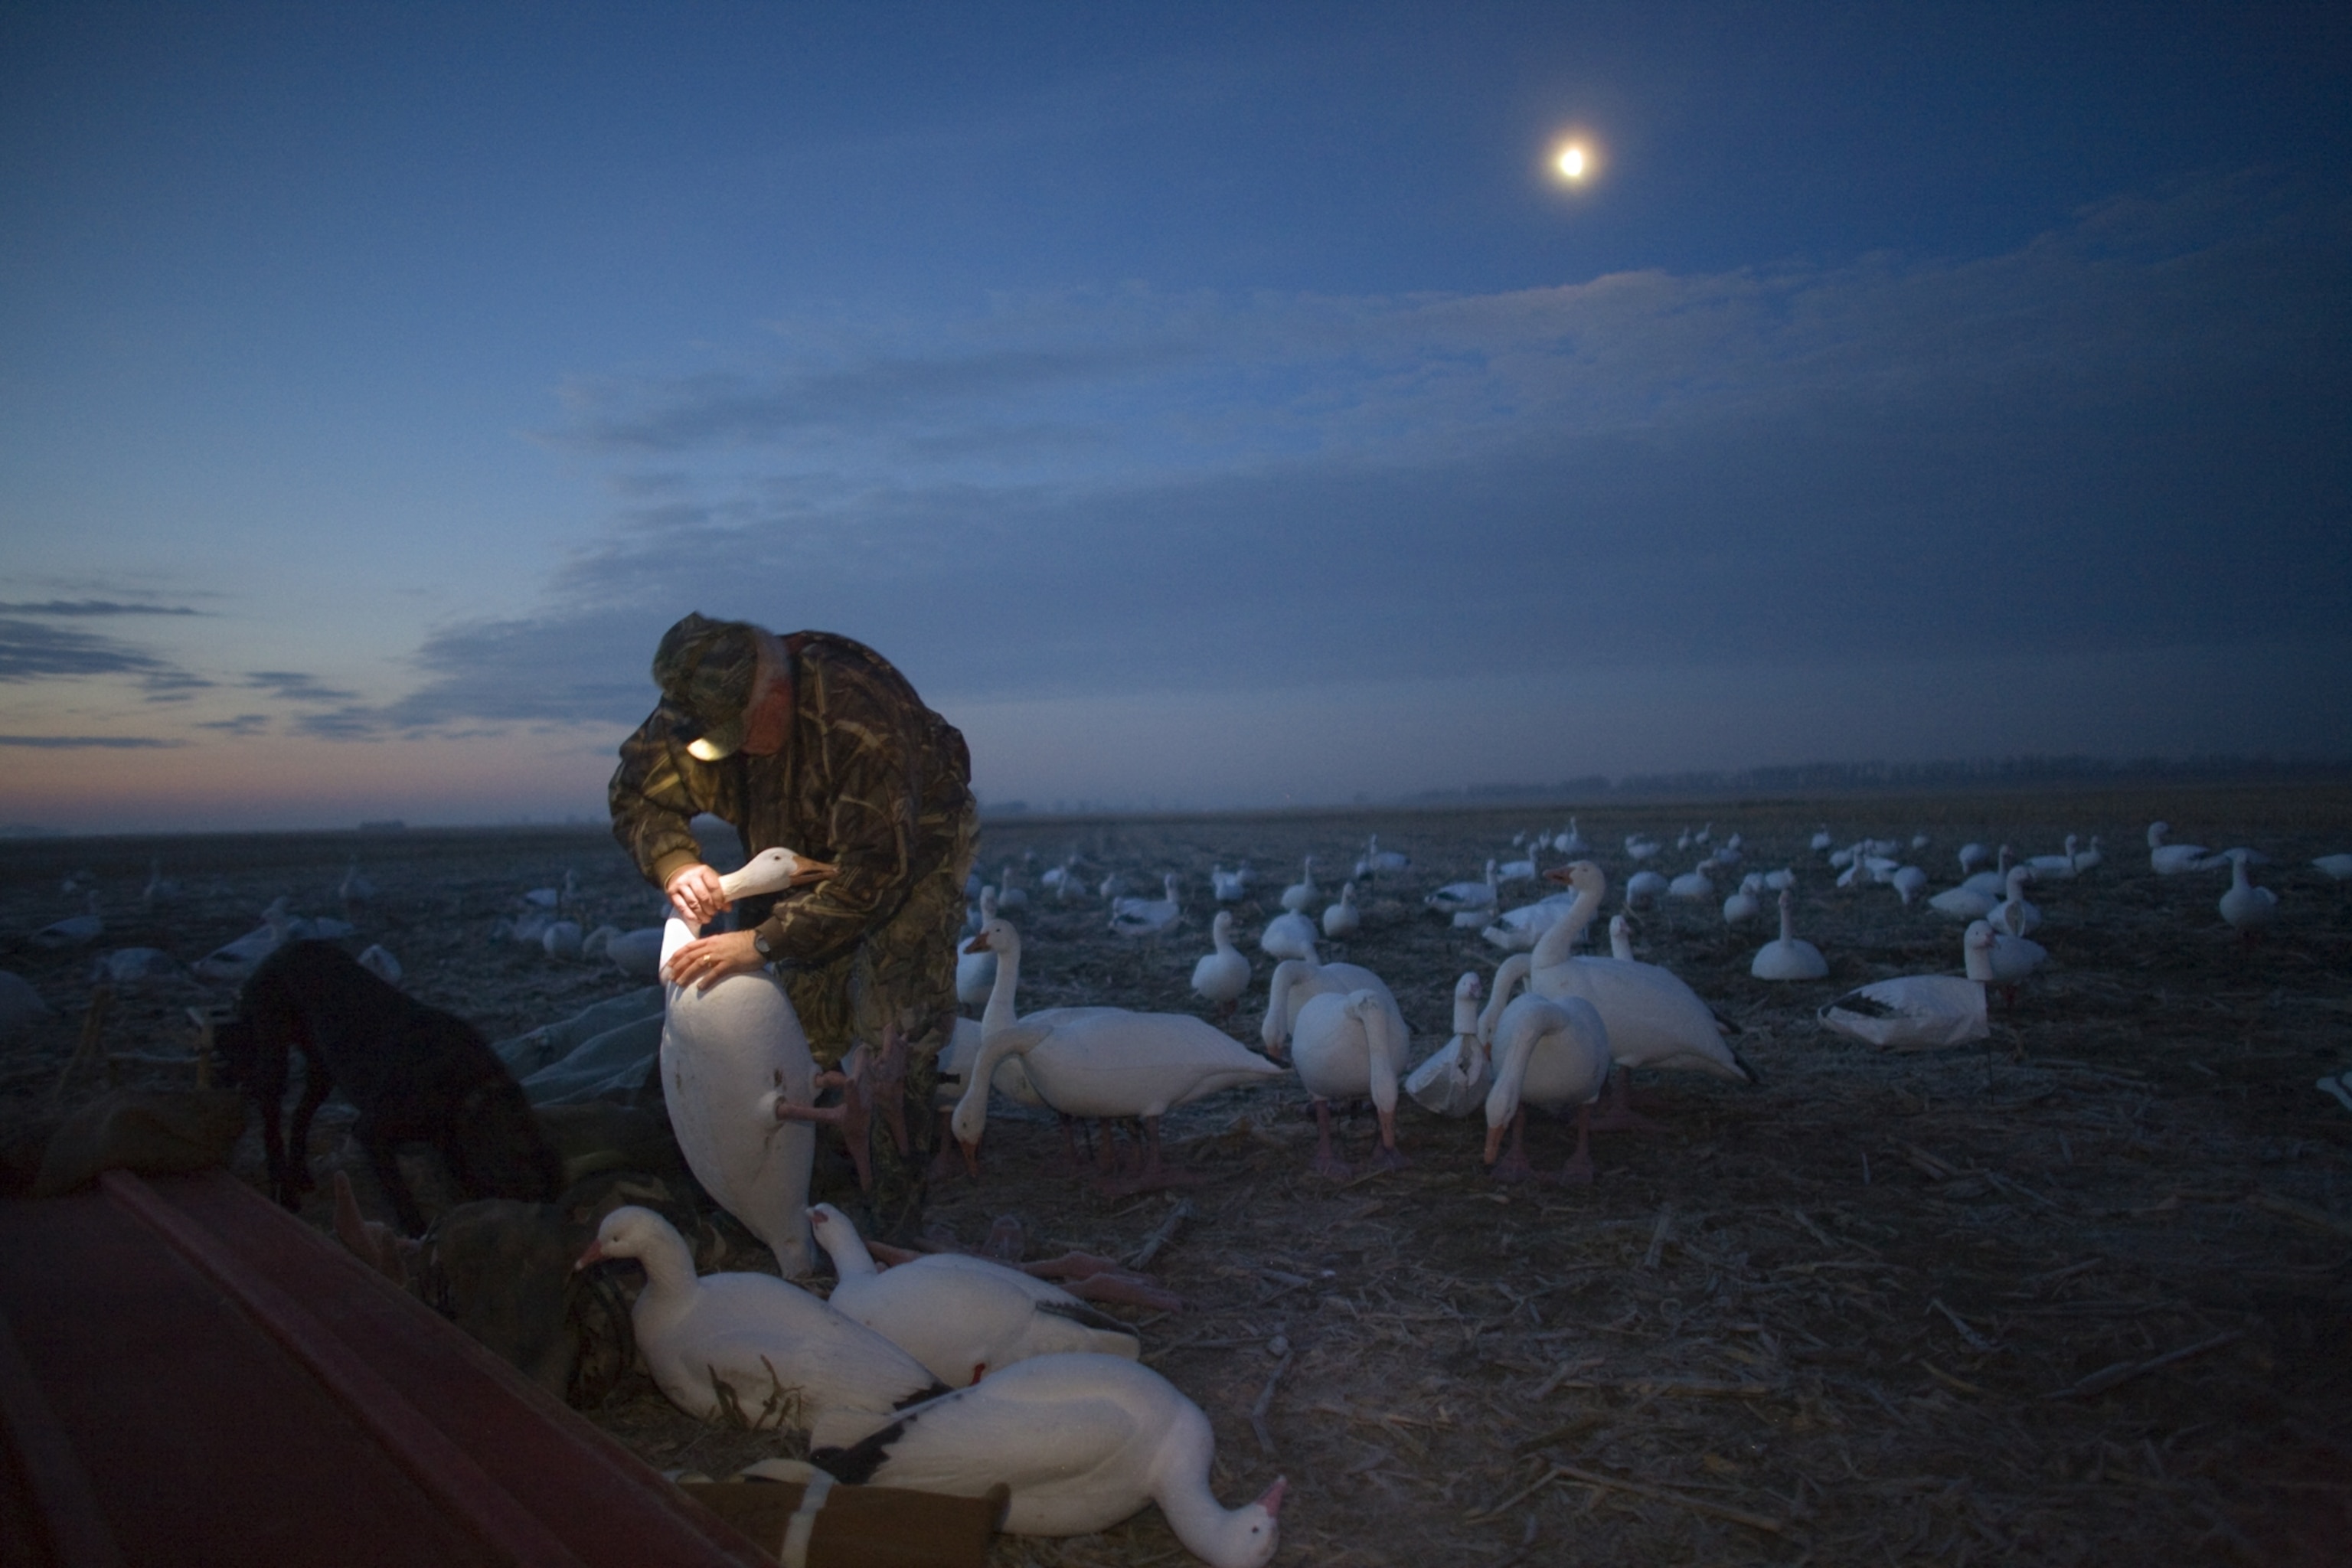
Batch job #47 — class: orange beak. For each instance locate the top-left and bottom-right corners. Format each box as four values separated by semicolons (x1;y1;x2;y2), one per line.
573;1240;606;1272
789;856;838;887
962;932;993;955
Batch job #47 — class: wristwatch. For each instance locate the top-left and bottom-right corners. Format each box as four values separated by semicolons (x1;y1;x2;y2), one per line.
752;926;777;959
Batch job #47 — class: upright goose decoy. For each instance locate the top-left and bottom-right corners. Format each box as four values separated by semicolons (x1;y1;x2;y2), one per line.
1721;874;1765;928
808;1203;1139;1387
1750;889;1828;981
1809;825;1835;854
2070;835;2104;874
2027;836;2082;880
1481;984;1612;1184
1986;865;2041;938
1290;989;1411;1178
656;844;839;1273
1553;819;1589;855
2219;849;2278;936
808;1354;1285;1567
1319;882;1361;940
1608;913;1635;962
1958;845;2014;898
1404;972;1489;1117
1279;858;1320;914
1890;865;1928;906
578;1206;941;1446
956;918;1285;1189
1190;910;1251;1016
1956;841;1991;875
1356;835;1410;877
1257;910;1319;962
956;888;1000;1006
1666;861;1716;900
1485;862;1755;1128
1210;865;1250;903
1965;918;2046;990
1259;946;1403;1062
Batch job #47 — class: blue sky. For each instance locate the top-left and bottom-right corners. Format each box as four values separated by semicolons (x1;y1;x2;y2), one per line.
2;2;2347;830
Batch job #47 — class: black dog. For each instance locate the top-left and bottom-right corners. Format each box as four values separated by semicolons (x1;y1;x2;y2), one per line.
214;940;564;1234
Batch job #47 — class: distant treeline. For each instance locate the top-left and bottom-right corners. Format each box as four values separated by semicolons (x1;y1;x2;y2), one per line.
1408;753;2352;806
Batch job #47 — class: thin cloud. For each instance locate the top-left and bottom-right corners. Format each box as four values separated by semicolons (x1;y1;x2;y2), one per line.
194;714;273;735
0;617;181;681
0;734;188;749
0;600;207;617
243;670;361;703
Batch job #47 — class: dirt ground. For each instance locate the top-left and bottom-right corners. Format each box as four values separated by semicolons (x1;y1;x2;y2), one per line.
4;784;2350;1566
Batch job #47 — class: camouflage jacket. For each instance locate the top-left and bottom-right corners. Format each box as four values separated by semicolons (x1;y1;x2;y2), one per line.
609;632;974;967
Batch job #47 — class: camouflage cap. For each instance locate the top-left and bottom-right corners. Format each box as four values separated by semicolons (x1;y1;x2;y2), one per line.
651;612;760;762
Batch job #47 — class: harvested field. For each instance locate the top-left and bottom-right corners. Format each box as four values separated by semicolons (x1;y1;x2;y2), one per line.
5;784;2351;1566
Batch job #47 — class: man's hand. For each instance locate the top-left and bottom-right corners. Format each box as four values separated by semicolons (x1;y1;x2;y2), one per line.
665;864;729;925
662;929;767;993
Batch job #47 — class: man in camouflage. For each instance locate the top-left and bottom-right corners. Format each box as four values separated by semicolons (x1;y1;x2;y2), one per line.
610;612;976;1245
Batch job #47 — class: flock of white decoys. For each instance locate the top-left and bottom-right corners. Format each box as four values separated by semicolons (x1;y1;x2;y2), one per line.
9;810;2347;1568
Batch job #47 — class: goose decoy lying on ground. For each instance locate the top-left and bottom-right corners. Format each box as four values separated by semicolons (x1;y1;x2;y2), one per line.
2219;849;2278;936
1666;861;1715;900
1750;889;1829;981
1553;820;1589;855
1818;924;1991;1048
655;845;840;1273
1622;869;1668;910
1624;835;1661;862
1405;972;1489;1118
1109;874;1182;939
957;918;1284;1190
808;1203;1139;1387
2027;836;2082;879
1481;986;1612;1185
1189;911;1250;1016
2312;854;2352;881
1320;882;1361;939
1721;874;1765;928
577;1206;942;1447
1289;989;1410;1178
2148;822;2220;875
1425;861;1499;919
32;892;104;950
1958;846;2014;898
1479;892;1578;952
807;1352;1285;1567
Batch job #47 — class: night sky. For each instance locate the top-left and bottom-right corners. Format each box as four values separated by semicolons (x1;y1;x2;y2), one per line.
3;2;2346;831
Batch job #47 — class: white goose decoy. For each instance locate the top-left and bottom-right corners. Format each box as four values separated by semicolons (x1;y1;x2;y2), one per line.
808;1353;1285;1567
1497;848;1537;884
1722;873;1765;928
655;844;839;1274
2314;853;2352;882
2148;822;2220;875
1762;867;1797;892
956;888;1001;1006
1319;881;1361;939
1356;835;1410;877
337;859;376;906
1666;861;1716;900
808;1203;1139;1387
1424;861;1498;917
1190;910;1251;1014
996;863;1030;914
1890;865;1928;906
142;858;181;906
1809;825;1835;854
1622;869;1668;910
1210;865;1250;903
606;926;665;978
1258;910;1320;962
1624;835;1661;862
956;918;1285;1188
1957;841;1992;874
191;897;302;981
1259;944;1405;1061
1607;913;1635;962
1986;865;2042;938
1109;874;1182;939
1479;892;1579;952
1290;989;1411;1178
2027;836;2082;880
1279;858;1320;914
1958;845;2014;898
576;1205;942;1446
1480;984;1612;1184
1965;918;2045;988
1750;889;1829;981
2070;835;2104;874
1928;879;2000;922
1553;819;1589;855
31;892;104;950
1485;863;1755;1125
2219;849;2278;935
1404;972;1489;1118
1818;926;1990;1049
354;943;403;988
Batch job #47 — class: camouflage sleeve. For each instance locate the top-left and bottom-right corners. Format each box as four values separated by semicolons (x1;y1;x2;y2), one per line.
608;707;720;891
756;663;937;969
